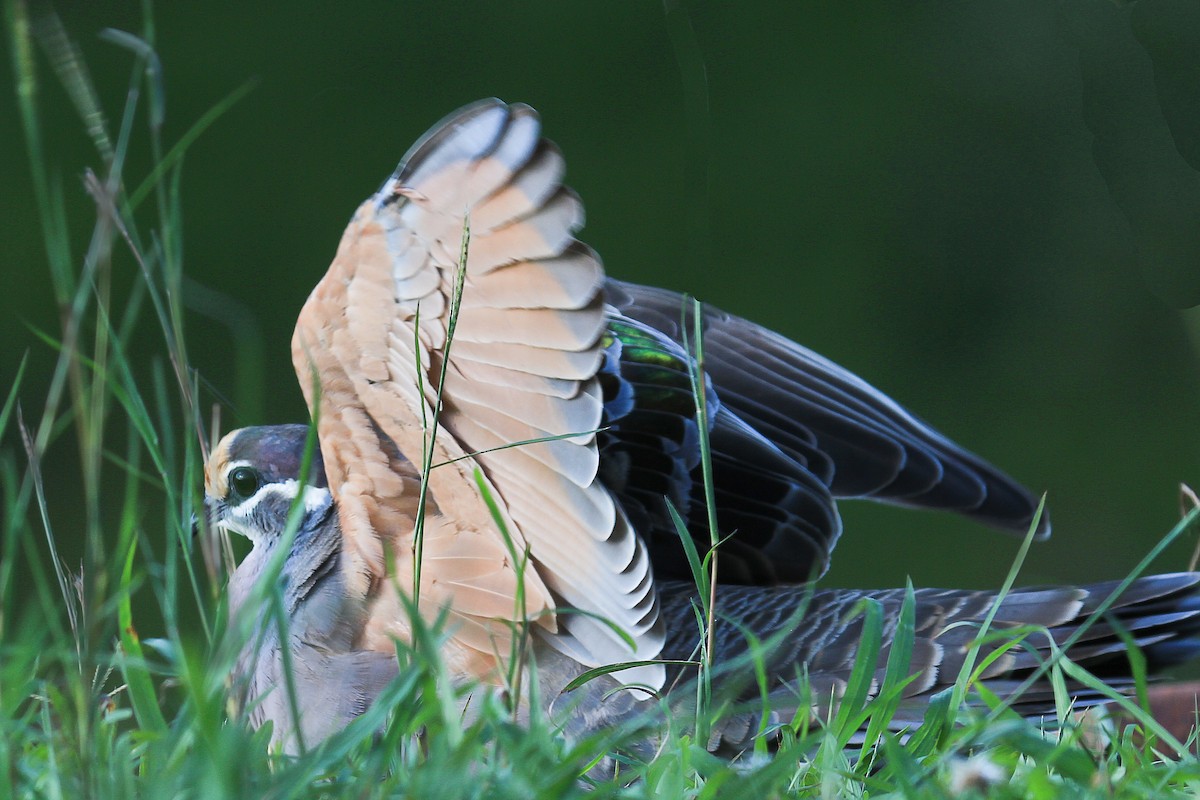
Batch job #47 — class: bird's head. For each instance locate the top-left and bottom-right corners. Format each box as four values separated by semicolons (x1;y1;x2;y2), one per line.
203;424;333;547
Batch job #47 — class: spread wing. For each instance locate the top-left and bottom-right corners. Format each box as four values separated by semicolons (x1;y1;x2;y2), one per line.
292;100;662;686
598;281;1050;586
608;281;1050;536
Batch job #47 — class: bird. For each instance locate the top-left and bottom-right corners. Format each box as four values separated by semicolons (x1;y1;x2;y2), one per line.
202;99;1200;754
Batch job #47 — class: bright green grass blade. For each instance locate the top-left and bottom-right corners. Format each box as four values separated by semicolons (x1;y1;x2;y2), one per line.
832;597;883;748
943;497;1045;737
858;581;916;760
564;660;699;693
116;531;168;734
667;497;710;611
987;503;1200;725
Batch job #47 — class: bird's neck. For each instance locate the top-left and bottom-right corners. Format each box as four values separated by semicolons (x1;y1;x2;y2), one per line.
227;504;348;645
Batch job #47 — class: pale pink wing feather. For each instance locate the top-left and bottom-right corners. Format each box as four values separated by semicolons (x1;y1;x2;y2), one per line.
292;101;663;685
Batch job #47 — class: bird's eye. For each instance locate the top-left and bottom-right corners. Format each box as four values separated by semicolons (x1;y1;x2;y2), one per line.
228;466;261;501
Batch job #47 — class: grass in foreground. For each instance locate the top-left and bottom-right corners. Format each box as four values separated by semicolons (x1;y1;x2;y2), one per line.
5;4;1200;797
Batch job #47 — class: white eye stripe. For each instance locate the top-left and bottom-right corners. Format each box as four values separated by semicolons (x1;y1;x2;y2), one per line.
230;479;332;519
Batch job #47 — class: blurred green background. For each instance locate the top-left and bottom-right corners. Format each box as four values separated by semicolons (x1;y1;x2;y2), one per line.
3;1;1199;596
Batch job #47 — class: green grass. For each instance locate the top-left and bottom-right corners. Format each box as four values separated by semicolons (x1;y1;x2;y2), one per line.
6;4;1200;797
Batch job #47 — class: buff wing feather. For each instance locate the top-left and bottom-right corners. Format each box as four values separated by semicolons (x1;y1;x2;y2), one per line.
291;100;663;686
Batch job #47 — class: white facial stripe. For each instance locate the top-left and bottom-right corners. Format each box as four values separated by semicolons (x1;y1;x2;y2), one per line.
230;479;332;519
296;482;333;513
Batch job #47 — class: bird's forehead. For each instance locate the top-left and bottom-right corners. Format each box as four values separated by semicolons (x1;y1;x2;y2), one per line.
204;425;326;497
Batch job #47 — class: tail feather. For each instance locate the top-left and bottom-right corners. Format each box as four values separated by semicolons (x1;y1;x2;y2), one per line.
656;572;1200;751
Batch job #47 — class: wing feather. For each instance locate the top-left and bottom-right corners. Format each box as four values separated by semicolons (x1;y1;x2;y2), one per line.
446;400;599;485
292;100;664;688
462;246;603;311
452;339;602;380
471;145;566;232
453;299;606;349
